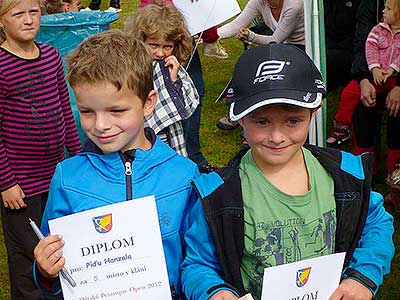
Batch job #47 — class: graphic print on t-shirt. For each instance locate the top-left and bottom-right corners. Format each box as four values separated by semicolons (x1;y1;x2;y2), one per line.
246;210;336;296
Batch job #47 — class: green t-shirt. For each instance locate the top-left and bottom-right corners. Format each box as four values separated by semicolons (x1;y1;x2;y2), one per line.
239;147;336;300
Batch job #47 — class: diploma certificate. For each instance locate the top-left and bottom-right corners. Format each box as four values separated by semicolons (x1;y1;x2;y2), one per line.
261;252;345;300
173;0;241;35
48;196;172;300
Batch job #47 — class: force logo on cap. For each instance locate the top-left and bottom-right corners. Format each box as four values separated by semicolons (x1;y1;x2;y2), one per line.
253;60;290;83
228;44;327;122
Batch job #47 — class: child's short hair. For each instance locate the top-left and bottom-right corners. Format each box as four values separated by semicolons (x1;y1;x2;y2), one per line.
65;29;154;103
124;3;193;65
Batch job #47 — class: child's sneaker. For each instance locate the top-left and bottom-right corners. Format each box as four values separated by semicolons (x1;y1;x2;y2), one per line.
216;116;239;130
202;41;228;59
105;7;122;13
326;119;351;146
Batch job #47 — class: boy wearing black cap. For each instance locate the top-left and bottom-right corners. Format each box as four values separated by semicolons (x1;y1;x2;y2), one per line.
181;44;394;300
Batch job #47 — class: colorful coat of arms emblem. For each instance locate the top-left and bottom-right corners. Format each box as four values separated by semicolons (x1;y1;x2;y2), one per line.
92;213;113;233
296;267;311;287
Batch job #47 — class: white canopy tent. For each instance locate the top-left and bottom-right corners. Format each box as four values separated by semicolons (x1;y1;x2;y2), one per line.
304;0;327;146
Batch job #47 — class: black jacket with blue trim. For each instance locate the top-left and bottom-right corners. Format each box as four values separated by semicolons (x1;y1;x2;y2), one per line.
192;144;394;297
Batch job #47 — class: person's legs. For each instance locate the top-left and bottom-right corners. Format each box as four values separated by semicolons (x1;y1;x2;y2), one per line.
352;99;379;174
1;193;50;300
386;114;400;175
88;0;101;10
327;79;360;146
201;26;228;59
109;0;121;9
184;48;215;171
335;79;361;125
202;26;219;43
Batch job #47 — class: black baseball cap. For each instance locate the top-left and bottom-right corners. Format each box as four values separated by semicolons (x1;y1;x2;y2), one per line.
229;44;326;121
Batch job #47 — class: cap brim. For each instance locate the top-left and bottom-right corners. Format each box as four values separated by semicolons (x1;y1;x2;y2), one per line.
229;90;323;121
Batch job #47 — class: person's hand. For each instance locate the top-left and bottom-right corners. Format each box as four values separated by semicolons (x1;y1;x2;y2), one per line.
1;184;26;209
372;67;384;86
165;55;180;82
34;235;65;279
210;290;239;300
383;67;396;83
193;34;203;44
386;86;400;117
359;78;376;107
329;278;373;300
237;28;250;42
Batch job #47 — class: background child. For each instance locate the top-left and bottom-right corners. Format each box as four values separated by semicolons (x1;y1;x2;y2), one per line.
125;3;199;156
0;0;81;299
352;0;400;177
139;0;228;59
32;29;237;300
182;44;394;300
42;0;80;14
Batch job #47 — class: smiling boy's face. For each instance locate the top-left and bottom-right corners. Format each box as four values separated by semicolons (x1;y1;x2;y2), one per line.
238;104;314;172
74;81;156;154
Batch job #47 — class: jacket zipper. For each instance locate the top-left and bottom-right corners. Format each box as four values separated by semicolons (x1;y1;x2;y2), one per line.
125;160;132;200
119;152;133;200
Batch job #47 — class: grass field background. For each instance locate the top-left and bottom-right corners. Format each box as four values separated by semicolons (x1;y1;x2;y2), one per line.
0;0;398;298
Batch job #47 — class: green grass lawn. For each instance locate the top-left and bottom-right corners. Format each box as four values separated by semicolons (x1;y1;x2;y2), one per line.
0;0;398;299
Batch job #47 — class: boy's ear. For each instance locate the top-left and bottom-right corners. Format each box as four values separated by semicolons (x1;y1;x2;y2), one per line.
143;90;157;117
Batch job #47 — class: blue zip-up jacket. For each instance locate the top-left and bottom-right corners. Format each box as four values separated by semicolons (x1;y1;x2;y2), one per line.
33;130;232;300
182;145;394;297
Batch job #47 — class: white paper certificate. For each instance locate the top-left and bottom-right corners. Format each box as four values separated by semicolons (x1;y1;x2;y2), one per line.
48;196;172;300
261;252;346;300
173;0;241;35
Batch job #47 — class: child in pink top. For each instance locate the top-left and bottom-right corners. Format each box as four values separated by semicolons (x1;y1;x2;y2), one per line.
366;0;400;87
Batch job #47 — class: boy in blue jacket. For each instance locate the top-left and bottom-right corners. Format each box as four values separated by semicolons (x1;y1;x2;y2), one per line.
32;30;237;300
181;44;395;300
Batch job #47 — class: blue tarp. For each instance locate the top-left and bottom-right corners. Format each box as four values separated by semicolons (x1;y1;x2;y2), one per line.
36;11;119;143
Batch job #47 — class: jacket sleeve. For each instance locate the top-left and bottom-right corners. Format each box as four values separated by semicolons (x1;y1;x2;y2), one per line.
365;25;381;71
248;1;303;45
0;72;17;192
351;0;379;81
176;66;199;119
343;190;395;295
181;196;238;300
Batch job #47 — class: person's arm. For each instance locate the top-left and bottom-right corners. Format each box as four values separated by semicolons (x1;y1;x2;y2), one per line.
365;25;383;87
217;0;259;40
0;73;27;209
181;192;239;300
339;191;394;297
55;53;82;156
247;1;303;45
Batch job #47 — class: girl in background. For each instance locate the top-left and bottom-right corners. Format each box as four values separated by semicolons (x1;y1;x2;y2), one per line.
0;1;81;299
125;3;199;156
